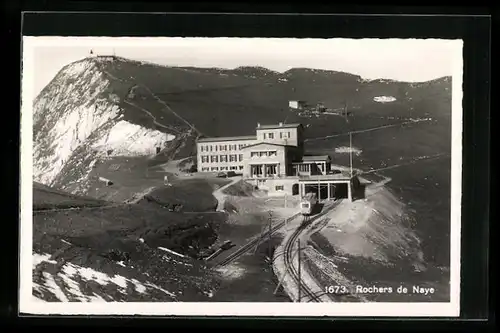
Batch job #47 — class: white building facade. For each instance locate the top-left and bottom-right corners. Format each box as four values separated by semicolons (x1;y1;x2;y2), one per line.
196;135;257;172
196;122;356;200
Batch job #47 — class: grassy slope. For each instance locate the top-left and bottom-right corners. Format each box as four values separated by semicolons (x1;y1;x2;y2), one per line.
95;57;451;141
136;177;230;212
33;182;109;210
33;182;229;301
306;117;451;269
298;77;452;270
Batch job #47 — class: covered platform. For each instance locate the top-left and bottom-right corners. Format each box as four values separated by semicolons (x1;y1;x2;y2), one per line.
298;173;355;202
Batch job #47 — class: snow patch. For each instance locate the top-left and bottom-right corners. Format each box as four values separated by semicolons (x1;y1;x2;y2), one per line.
92;120;174;156
109;275;128;289
215;263;247;279
409;117;433;123
373;96;397;103
130;279;147;293
335;146;362;156
33;253;57;266
162;255;193;267
32;252;177;302
42;272;69;301
158;246;186;258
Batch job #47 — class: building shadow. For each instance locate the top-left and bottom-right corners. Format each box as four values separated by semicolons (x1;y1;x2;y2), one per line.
351;176;366;201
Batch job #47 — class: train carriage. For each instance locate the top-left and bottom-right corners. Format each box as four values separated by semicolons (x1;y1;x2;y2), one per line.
300;192;318;216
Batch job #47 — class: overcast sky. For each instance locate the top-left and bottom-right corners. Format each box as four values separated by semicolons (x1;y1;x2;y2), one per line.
25;37;462;96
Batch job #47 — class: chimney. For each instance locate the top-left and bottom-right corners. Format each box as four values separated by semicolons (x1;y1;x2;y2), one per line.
257;122;261;128
279;122;283;127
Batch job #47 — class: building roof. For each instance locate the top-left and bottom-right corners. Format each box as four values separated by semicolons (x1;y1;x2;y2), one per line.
240;142;296;150
256;123;302;130
196;135;257;143
300;155;331;162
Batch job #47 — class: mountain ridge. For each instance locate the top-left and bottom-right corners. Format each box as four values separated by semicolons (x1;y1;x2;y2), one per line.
37;56;452;101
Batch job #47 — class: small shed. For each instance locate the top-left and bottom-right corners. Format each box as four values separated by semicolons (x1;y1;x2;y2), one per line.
289;100;306;110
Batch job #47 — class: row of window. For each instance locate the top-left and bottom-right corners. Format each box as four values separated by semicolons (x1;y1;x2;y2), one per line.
263;131;291;139
255;181;284;191
200;154;243;163
294;163;326;173
199;143;251;152
296;164;311;172
250;164;278;175
250;150;278;158
201;166;244;172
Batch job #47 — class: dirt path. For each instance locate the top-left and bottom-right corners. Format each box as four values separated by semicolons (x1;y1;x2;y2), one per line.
213;176;242;212
139;83;202;136
100;62;199;136
123;100;183;135
305;118;433;142
361;152;449;174
124;186;156;204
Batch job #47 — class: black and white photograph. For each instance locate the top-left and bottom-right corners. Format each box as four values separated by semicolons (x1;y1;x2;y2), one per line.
20;36;463;316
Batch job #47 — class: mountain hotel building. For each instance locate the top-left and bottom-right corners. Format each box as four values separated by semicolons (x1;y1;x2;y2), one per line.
196;122;356;201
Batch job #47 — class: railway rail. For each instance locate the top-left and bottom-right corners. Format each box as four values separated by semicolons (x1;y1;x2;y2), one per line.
213;212;302;268
283;215;321;302
281;200;342;302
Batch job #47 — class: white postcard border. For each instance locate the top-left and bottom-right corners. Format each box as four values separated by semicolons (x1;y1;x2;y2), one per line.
19;37;463;317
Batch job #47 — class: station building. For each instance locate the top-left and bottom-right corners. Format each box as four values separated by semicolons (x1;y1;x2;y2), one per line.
196;122;357;201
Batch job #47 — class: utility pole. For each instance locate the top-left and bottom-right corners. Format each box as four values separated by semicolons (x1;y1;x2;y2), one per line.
268;211;273;260
253;225;266;254
297;238;301;302
318;178;321;202
349;131;353;178
344;100;350;123
253;211;273;257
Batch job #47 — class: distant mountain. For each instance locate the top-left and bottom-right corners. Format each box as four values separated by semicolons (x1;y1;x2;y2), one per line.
33;55;451;194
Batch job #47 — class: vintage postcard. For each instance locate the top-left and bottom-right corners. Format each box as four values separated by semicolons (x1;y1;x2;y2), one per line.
20;36;463;316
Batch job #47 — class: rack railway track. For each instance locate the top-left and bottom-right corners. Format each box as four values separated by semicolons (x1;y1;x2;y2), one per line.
281;200;342;302
213;212;302;268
